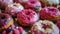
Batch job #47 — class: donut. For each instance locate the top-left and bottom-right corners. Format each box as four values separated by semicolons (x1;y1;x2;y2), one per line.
0;13;13;32
2;25;26;34
5;3;24;17
57;19;60;29
25;0;41;12
17;9;39;26
39;0;59;7
40;7;60;21
0;0;13;9
14;0;28;5
30;20;59;34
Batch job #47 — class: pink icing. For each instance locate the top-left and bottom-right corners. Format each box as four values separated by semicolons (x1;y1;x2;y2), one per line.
25;0;41;9
17;9;39;26
40;7;60;21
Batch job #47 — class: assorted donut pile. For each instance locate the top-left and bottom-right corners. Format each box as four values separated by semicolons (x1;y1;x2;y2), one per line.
0;0;60;34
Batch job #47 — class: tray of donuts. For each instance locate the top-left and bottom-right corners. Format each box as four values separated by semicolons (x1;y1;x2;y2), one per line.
0;0;60;34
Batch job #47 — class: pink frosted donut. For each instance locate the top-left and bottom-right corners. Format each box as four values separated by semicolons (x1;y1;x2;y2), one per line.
0;13;13;32
0;0;13;9
5;3;24;17
25;0;41;12
17;9;39;26
40;7;60;21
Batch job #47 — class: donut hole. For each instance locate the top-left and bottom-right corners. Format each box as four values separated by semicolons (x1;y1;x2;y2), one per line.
25;11;31;15
13;4;17;7
30;1;35;4
49;9;55;11
1;16;6;19
48;8;56;12
26;13;29;15
42;23;52;29
42;23;47;29
27;17;30;20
